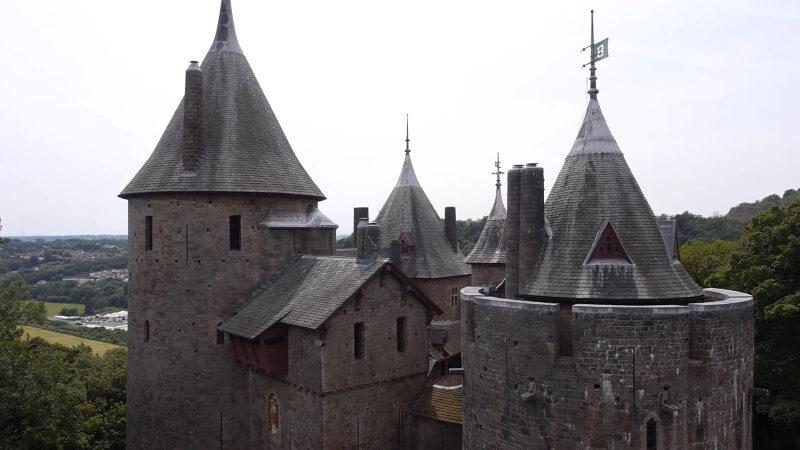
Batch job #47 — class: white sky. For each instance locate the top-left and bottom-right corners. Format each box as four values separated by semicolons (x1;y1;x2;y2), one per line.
1;0;798;236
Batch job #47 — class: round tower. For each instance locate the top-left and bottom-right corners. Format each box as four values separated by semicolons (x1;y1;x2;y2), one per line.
120;2;335;448
461;17;754;448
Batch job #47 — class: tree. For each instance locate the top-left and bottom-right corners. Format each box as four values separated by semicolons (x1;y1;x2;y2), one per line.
680;240;736;287
720;198;800;446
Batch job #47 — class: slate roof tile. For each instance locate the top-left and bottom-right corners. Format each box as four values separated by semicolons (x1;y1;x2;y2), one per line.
519;97;703;301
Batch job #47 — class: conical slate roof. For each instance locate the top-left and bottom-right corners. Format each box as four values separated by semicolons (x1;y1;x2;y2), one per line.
120;0;324;199
464;185;506;264
375;152;471;279
519;97;702;301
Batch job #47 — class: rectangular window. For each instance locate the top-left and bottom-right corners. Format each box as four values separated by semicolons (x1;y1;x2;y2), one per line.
229;215;241;250
145;216;153;251
396;317;407;352
353;322;364;359
216;329;225;345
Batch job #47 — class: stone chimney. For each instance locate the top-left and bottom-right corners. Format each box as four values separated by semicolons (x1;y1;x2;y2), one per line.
356;220;381;264
445;206;458;253
352;207;369;239
182;61;204;173
505;163;546;299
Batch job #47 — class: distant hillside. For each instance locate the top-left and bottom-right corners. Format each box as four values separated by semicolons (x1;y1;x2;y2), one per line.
726;188;799;222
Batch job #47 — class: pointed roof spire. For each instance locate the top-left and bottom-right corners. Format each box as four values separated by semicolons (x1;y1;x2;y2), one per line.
405;114;411;155
489;155;506;220
209;0;243;54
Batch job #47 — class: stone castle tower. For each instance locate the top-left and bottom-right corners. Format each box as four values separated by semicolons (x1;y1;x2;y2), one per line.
461;70;755;447
119;2;336;448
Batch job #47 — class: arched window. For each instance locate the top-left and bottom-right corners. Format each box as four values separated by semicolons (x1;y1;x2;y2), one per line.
268;395;280;439
144;320;150;342
646;418;657;449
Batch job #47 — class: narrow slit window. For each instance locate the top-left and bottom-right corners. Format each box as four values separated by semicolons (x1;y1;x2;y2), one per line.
229;215;241;250
353;322;364;359
144;320;150;342
216;324;224;345
396;317;407;352
646;418;657;450
145;216;153;251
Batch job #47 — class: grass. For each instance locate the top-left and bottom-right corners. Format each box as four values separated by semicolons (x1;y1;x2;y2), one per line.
21;325;123;355
24;301;86;317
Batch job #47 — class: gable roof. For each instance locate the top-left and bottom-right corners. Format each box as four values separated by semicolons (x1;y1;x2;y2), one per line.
375;152;471;279
219;256;440;340
519;97;702;302
465;185;507;264
120;0;324;199
411;385;463;425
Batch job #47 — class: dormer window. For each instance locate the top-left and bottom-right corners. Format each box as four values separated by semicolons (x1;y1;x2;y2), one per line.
585;221;632;265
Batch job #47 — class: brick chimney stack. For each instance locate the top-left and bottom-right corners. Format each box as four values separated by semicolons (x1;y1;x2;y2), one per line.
505;163;546;298
182;61;205;173
356;220;381;264
445;206;458;253
353;207;369;239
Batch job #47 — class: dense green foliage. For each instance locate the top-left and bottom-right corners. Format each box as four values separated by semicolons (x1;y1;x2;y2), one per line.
680;240;736;287
727;188;800;223
457;218;487;257
660;211;744;244
0;281;126;449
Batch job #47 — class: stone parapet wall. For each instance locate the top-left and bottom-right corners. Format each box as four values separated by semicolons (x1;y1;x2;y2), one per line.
461;287;754;449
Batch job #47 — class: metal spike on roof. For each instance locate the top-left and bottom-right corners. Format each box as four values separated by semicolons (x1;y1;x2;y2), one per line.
396;118;420;187
209;0;243;54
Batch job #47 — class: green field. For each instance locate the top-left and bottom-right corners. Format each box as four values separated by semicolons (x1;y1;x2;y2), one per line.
24;301;86;317
21;325;123;355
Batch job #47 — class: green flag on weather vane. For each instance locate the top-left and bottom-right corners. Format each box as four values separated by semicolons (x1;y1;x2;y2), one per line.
591;38;609;62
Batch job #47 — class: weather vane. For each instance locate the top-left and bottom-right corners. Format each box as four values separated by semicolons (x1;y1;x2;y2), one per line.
405;114;411;155
492;153;504;188
581;10;609;97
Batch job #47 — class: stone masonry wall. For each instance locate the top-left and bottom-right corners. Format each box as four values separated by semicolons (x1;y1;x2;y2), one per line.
469;263;506;288
127;193;331;450
461;287;754;450
413;275;471;322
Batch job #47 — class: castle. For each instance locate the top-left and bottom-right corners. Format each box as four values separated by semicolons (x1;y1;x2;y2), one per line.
121;2;754;449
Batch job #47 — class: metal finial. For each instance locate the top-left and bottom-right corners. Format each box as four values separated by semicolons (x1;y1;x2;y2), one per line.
587;10;598;97
405;114;410;155
492;153;504;188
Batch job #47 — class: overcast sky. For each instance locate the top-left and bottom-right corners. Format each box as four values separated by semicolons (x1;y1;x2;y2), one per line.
1;0;798;236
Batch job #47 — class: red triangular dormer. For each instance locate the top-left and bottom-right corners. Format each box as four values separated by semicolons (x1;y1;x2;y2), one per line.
585;221;633;265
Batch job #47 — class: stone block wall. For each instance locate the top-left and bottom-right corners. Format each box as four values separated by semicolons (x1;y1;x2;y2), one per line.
126;193;331;449
461;287;754;450
413;275;471;322
469;263;506;288
320;272;429;392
